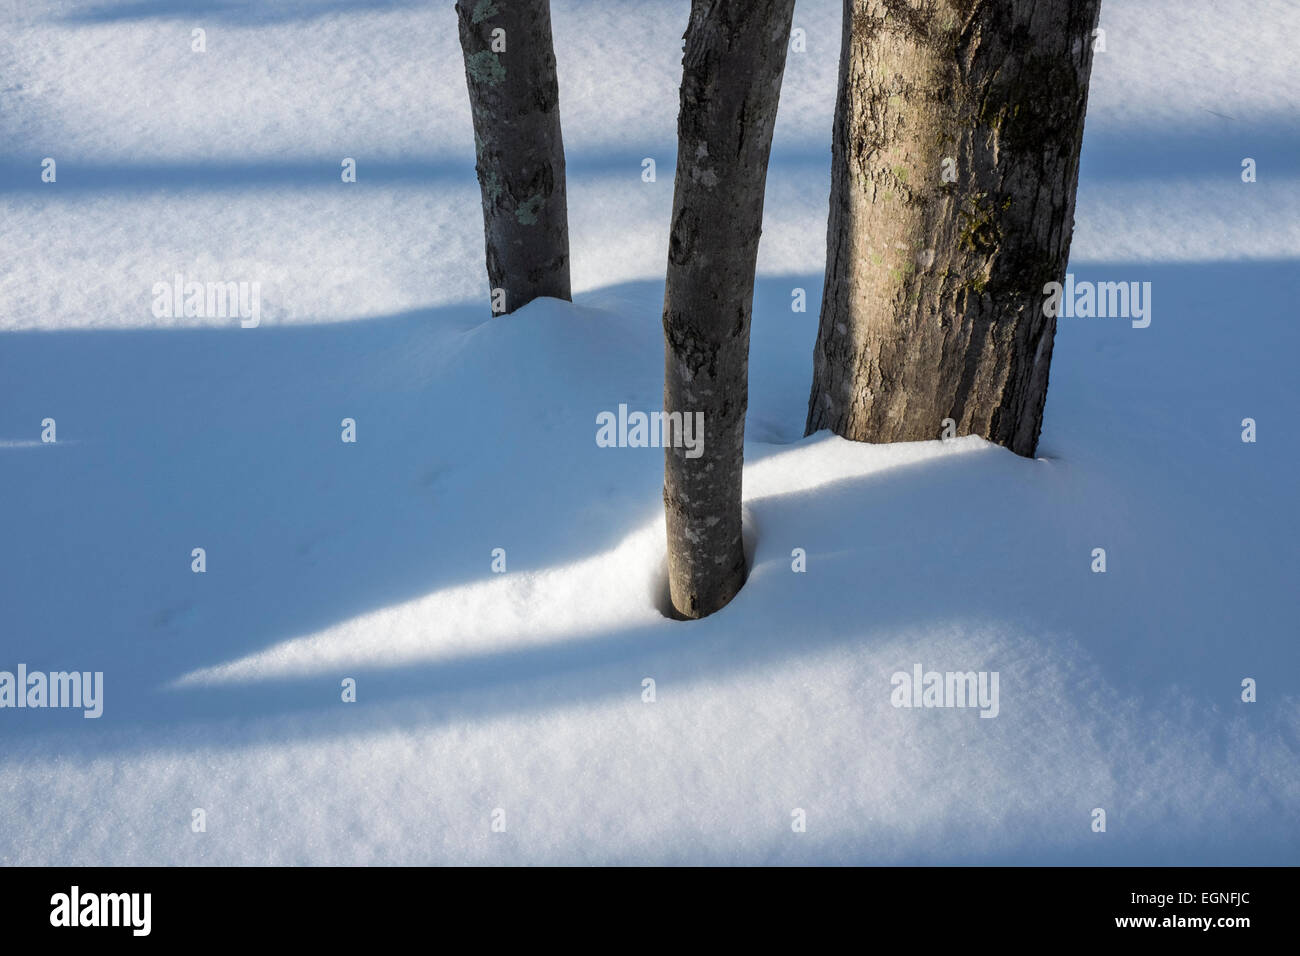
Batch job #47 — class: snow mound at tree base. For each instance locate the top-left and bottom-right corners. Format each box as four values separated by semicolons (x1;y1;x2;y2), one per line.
2;288;1296;865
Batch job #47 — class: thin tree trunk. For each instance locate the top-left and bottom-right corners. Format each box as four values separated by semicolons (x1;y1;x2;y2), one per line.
456;0;571;314
806;0;1103;456
662;0;796;619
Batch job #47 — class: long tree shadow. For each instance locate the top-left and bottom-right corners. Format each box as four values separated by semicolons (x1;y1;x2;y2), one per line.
0;148;829;194
57;0;689;26
60;0;423;26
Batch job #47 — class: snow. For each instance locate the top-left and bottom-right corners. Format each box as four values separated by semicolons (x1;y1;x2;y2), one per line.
1;0;1297;864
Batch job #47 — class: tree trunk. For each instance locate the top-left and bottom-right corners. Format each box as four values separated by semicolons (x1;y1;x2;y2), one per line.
456;0;571;314
805;0;1102;456
662;0;796;619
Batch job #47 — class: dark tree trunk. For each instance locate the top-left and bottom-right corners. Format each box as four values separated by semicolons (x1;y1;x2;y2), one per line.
456;0;571;314
662;0;796;619
805;0;1103;456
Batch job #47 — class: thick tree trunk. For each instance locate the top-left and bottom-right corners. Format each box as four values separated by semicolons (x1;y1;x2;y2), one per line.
662;0;796;619
456;0;571;314
805;0;1103;456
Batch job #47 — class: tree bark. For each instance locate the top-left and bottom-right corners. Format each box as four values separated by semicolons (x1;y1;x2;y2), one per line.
805;0;1103;456
662;0;796;619
456;0;571;314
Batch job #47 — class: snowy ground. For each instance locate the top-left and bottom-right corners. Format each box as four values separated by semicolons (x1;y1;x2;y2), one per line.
1;0;1297;864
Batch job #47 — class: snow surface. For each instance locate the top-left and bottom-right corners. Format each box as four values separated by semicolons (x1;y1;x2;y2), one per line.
1;0;1297;864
